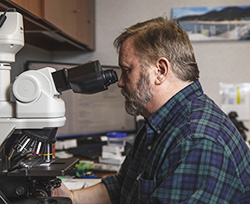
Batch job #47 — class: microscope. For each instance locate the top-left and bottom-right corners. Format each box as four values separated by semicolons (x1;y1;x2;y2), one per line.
0;10;118;204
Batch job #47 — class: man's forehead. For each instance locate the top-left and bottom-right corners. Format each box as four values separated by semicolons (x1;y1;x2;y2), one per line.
119;37;135;57
118;54;128;68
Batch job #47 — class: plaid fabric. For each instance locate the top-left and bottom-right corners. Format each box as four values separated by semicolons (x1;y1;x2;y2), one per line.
102;80;250;204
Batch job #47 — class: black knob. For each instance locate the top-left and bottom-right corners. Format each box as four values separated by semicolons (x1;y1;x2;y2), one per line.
16;185;25;195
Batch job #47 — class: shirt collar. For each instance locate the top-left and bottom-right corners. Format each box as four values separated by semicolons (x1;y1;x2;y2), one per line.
145;80;203;134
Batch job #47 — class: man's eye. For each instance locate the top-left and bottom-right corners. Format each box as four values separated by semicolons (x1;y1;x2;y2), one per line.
123;69;130;73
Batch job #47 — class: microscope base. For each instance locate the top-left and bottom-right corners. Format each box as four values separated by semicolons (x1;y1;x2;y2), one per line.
9;197;72;204
0;158;79;203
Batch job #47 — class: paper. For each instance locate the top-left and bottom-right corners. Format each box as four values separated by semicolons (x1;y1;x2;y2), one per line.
63;178;101;190
55;151;73;159
55;139;77;150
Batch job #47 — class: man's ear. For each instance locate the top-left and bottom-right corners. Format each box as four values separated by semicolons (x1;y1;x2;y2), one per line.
155;57;169;85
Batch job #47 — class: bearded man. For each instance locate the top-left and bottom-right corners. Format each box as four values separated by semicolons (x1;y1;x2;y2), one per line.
53;17;250;204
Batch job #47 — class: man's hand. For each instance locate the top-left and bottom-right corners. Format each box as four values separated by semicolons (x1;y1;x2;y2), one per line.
52;182;74;202
52;182;111;204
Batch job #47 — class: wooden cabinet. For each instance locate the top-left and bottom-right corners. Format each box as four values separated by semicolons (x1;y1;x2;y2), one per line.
0;0;95;51
43;0;95;50
8;0;42;18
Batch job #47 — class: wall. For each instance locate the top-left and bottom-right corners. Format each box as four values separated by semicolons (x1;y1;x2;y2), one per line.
52;0;250;140
12;44;53;81
14;0;250;139
52;0;250;104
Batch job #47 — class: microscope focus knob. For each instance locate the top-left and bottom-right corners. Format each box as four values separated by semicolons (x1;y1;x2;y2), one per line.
15;185;26;196
13;73;41;103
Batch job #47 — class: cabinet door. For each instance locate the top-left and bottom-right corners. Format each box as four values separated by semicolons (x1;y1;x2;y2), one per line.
43;0;74;34
75;0;95;49
9;0;42;18
43;0;95;49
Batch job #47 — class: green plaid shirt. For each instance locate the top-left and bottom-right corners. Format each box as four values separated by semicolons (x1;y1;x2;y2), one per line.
102;80;250;203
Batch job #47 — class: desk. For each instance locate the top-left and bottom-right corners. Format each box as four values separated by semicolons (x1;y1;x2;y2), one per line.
74;158;119;178
60;158;118;190
55;152;119;179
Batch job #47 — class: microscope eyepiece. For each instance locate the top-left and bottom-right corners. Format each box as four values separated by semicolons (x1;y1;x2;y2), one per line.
102;69;118;87
52;60;118;94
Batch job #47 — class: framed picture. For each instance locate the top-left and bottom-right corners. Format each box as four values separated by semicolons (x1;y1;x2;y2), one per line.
172;6;250;41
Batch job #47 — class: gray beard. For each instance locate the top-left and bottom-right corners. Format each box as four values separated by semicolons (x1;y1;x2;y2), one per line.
121;71;153;116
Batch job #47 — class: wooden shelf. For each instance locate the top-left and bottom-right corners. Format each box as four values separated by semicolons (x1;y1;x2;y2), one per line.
0;0;94;52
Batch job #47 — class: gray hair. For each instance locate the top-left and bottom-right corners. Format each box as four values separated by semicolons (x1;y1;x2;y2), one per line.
114;17;199;81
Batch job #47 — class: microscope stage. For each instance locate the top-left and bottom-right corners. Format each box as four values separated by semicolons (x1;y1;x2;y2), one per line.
8;158;79;177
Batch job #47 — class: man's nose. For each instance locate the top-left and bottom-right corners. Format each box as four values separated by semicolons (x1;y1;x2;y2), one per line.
117;76;124;88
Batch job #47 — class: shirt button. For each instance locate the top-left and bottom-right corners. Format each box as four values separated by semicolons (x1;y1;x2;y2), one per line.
157;130;161;134
148;145;152;150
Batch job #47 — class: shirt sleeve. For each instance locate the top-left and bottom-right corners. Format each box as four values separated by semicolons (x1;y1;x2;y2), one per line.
102;146;133;204
102;126;146;204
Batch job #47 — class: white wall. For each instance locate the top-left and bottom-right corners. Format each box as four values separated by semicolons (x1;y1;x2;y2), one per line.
52;0;250;140
12;44;53;81
14;0;250;139
53;0;250;102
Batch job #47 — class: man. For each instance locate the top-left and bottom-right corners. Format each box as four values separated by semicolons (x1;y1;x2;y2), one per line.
52;17;250;203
